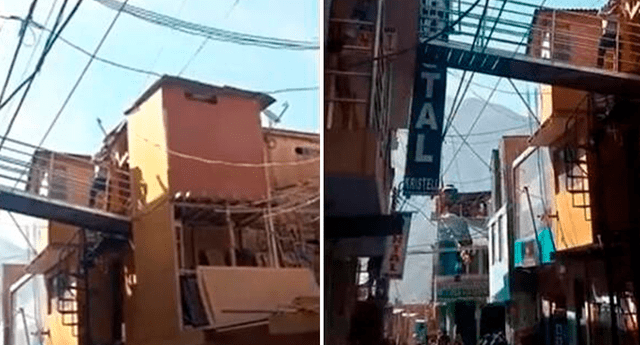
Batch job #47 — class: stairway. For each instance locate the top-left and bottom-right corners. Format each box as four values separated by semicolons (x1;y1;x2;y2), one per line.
562;146;591;221
52;232;95;339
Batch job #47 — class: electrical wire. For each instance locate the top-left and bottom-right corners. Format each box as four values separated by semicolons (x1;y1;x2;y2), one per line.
34;0;128;151
444;0;494;139
134;133;319;167
448;70;550;95
3;0;121;191
445;123;529;137
441;78;501;177
0;15;162;79
17;0;60;82
177;36;208;76
442;0;509;138
448;124;491;169
8;211;36;254
2;16;322;93
0;0;39;105
507;78;541;125
264;195;319;217
0;0;61;128
0;0;80;153
94;0;319;50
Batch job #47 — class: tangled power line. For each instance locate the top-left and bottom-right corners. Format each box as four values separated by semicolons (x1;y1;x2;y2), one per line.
94;0;319;50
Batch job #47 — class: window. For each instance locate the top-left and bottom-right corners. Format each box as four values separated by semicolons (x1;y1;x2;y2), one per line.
184;92;218;105
295;146;319;157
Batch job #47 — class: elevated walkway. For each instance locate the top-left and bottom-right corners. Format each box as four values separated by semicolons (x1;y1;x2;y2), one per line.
424;0;640;96
0;135;131;234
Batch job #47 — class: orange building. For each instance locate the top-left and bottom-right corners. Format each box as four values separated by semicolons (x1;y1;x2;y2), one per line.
9;76;319;345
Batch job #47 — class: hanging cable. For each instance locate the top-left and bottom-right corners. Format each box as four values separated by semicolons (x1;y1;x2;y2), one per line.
442;0;509;138
94;0;319;50
448;124;491;169
507;78;541;126
0;0;39;105
444;0;493;139
35;0;128;150
0;0;80;153
441;78;501;177
134;132;319;167
8;212;37;254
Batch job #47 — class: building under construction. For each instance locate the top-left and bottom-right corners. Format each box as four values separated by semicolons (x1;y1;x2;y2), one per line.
1;76;320;345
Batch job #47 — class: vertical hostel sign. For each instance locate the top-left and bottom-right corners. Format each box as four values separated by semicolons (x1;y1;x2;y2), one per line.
404;0;449;195
381;213;412;279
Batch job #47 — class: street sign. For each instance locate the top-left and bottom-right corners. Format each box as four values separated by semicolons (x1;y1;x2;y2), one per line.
382;213;413;279
404;0;449;196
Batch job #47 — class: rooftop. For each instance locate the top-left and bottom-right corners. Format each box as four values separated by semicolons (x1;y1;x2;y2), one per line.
124;75;277;115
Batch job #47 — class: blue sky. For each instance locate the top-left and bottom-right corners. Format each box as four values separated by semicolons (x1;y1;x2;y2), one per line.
0;1;318;342
0;0;319;244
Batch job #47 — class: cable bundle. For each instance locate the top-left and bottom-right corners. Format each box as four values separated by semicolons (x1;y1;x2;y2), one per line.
94;0;319;50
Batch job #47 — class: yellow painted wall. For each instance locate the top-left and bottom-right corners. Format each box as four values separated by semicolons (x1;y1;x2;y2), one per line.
124;201;204;345
539;85;554;124
42;254;80;345
126;88;203;345
44;306;80;345
127;89;170;209
552;148;593;250
554;190;592;250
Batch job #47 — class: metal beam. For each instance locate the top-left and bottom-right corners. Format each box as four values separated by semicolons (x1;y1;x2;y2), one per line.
0;185;130;234
427;40;640;97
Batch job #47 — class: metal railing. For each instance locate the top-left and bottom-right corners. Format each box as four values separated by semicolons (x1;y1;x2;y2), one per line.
325;0;390;132
0;135;132;217
422;0;640;73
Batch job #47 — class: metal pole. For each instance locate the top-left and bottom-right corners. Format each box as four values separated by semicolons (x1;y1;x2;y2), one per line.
19;308;30;345
615;20;620;71
80;227;91;345
523;186;544;264
551;10;556;60
368;0;384;129
262;144;279;268
225;203;237;267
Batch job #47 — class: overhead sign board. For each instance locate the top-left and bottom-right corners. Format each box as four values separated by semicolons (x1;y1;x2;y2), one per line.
436;275;489;301
404;0;449;196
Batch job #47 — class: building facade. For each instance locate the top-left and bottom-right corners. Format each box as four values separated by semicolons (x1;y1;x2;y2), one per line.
485;3;640;344
324;0;418;344
6;76;320;345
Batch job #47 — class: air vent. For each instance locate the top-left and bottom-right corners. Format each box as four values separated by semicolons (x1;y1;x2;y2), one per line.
184;92;218;105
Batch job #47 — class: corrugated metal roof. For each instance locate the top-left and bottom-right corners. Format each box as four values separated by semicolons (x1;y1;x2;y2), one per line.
124;75;276;115
537;6;599;13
